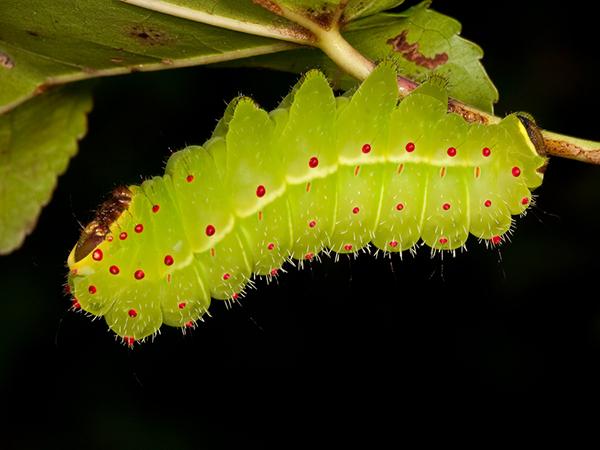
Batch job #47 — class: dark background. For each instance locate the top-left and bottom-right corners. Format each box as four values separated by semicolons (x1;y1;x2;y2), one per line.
2;1;599;447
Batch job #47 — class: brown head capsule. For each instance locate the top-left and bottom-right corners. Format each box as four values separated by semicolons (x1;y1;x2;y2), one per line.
73;186;132;262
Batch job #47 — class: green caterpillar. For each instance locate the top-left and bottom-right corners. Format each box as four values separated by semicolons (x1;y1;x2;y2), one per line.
66;65;546;345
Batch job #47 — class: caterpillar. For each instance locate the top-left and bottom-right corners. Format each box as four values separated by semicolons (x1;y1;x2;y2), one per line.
66;64;546;345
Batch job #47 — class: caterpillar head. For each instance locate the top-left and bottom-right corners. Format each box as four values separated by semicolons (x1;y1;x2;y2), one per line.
72;186;132;262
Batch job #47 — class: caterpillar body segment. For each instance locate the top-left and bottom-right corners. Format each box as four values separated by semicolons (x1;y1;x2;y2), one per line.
67;65;546;343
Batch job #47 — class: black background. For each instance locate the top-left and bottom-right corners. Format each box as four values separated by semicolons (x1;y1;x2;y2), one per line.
2;1;599;447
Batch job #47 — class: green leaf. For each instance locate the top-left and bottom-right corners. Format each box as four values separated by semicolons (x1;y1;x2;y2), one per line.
1;0;495;114
222;1;498;112
0;86;92;254
0;0;305;114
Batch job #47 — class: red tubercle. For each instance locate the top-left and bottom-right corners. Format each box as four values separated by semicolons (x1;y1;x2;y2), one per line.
70;268;78;276
309;156;319;168
484;200;492;208
482;147;491;157
164;255;174;266
128;309;137;318
222;273;231;281
186;174;194;183
442;203;451;211
405;142;415;153
308;220;317;228
389;241;398;248
152;204;160;213
270;269;278;276
512;166;521;177
267;242;275;251
256;185;266;198
232;293;239;300
64;284;71;295
352;207;360;214
362;143;371;154
491;235;502;245
119;232;127;240
343;244;353;251
185;321;194;328
134;270;145;280
178;302;186;309
396;203;404;211
124;336;135;347
71;298;81;310
439;237;448;245
134;224;144;233
205;225;216;236
305;252;314;260
88;285;97;295
109;265;120;275
107;235;114;242
92;249;103;261
447;147;457;157
521;197;529;205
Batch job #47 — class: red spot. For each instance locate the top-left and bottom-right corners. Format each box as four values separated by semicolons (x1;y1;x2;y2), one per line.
484;200;492;208
521;197;529;205
107;236;114;242
405;142;415;153
109;265;120;275
70;268;78;276
305;252;314;260
186;174;194;183
178;302;186;309
124;336;135;347
439;237;448;245
152;204;160;213
308;220;316;228
512;166;521;177
362;143;371;154
442;203;451;211
256;185;266;198
205;225;215;236
92;249;103;261
72;298;81;310
267;242;275;250
309;156;319;168
134;224;143;233
352;207;360;214
232;293;239;300
270;269;278;276
119;232;127;240
447;147;457;157
344;244;353;251
164;255;174;266
482;147;491;157
185;321;193;328
134;270;145;280
88;285;97;295
64;285;71;295
222;273;230;281
389;241;398;248
491;235;502;245
128;309;137;318
396;203;404;211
